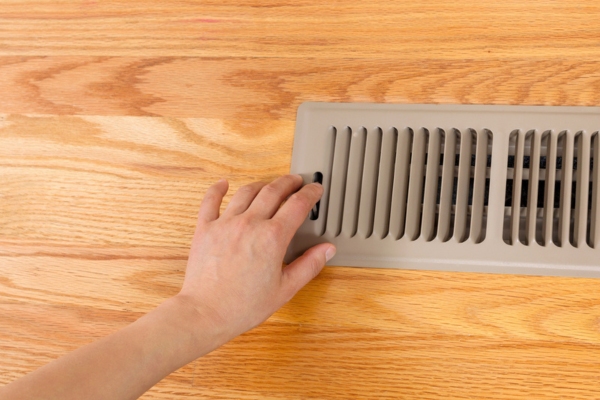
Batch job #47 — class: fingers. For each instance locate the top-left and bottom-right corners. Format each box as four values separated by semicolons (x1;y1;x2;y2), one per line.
273;181;323;240
198;179;229;223
223;181;267;216
280;243;336;301
247;175;304;219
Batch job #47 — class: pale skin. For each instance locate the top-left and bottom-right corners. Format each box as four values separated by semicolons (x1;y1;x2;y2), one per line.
0;174;336;400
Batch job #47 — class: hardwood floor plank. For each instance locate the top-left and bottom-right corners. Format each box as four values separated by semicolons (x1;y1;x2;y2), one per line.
2;58;600;117
191;322;600;399
1;1;600;59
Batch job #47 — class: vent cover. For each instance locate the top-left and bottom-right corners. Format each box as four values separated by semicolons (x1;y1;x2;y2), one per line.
284;102;600;278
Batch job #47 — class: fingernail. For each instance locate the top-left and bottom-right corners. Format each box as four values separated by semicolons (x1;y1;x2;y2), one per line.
218;179;227;183
325;246;336;262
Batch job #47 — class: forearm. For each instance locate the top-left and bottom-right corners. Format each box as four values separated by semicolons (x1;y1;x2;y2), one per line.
0;296;222;400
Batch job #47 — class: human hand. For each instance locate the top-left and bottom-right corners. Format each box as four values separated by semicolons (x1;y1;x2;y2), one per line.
177;175;336;345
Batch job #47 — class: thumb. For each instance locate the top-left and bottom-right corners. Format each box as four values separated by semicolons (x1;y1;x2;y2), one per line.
280;243;336;301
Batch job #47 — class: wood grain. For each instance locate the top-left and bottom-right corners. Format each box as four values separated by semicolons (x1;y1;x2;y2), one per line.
1;1;600;60
2;1;600;399
3;57;600;118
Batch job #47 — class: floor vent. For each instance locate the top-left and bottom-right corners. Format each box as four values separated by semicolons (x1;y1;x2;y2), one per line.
285;103;600;277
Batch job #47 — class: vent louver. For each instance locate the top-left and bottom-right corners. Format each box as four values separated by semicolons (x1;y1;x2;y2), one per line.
503;130;600;249
322;126;493;243
285;103;600;278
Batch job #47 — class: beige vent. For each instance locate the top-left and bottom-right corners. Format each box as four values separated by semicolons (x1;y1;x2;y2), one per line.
285;102;600;277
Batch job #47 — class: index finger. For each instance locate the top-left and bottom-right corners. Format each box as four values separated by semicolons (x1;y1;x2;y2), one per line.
273;182;323;239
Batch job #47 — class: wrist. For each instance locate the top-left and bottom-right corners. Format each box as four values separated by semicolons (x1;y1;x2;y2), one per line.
165;294;230;356
136;295;226;371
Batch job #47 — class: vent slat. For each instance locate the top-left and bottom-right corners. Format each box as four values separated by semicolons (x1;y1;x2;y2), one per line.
313;126;337;236
558;132;574;246
591;133;600;248
437;129;457;242
389;128;413;240
526;130;541;245
573;132;590;247
536;131;550;245
405;128;428;240
422;128;442;241
470;129;489;243
372;128;397;239
552;133;565;244
341;127;367;237
502;132;515;245
454;130;473;242
357;128;382;239
325;127;351;237
510;130;525;244
518;131;532;244
543;131;557;246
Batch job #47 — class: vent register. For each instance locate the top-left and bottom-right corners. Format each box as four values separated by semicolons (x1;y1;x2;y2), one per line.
284;103;600;277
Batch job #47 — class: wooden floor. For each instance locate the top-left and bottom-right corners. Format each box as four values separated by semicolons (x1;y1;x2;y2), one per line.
2;1;600;398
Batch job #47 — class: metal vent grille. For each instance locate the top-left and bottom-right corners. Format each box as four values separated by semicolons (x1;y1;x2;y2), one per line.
285;103;600;278
503;130;600;248
321;126;493;243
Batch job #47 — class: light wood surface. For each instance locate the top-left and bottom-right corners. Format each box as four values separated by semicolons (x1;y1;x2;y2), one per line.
2;1;600;399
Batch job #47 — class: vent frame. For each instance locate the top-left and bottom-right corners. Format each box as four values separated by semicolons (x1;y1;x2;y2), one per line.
285;102;600;278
